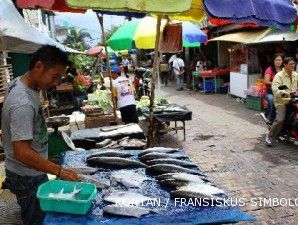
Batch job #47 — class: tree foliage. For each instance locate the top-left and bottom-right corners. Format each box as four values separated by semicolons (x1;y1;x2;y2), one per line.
64;27;92;51
69;54;94;71
98;24;122;46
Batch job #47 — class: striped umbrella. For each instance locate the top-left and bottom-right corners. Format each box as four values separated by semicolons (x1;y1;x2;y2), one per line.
108;17;207;50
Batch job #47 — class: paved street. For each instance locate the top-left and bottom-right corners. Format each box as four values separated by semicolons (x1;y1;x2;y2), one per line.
157;85;298;225
0;85;297;224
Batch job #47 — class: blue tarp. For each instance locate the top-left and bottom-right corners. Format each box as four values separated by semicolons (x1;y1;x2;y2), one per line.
44;150;256;225
203;0;297;30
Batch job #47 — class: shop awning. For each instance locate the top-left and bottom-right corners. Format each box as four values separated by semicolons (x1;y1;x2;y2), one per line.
0;0;80;54
209;29;270;44
254;30;298;43
204;0;297;30
209;28;298;44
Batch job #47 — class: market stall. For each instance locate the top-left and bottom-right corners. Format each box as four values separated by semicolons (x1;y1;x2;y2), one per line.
192;68;230;93
229;45;261;98
42;148;255;225
70;123;146;150
139;100;192;142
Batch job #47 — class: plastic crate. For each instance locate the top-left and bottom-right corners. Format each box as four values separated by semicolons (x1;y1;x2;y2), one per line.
37;180;97;215
200;81;215;91
245;95;263;111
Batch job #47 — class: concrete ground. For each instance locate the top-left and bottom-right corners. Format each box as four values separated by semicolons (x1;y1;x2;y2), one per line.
0;84;297;225
156;85;298;225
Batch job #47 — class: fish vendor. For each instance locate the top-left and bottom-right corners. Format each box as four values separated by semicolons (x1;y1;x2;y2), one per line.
111;68;139;124
1;45;79;225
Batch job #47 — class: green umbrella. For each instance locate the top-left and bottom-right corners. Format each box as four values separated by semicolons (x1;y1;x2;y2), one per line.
108;17;206;50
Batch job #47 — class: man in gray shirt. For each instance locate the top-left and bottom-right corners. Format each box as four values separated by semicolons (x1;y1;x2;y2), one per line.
1;45;79;225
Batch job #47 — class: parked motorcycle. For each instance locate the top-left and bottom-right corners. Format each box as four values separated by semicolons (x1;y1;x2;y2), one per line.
261;85;298;142
134;68;151;99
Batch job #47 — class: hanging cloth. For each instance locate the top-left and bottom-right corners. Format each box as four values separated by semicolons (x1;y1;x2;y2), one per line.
160;23;182;53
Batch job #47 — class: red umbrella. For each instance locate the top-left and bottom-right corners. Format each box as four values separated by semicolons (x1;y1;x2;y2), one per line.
87;46;103;56
209;18;259;28
17;0;86;13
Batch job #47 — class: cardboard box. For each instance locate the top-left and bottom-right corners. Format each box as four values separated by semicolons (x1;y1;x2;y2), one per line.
84;114;115;128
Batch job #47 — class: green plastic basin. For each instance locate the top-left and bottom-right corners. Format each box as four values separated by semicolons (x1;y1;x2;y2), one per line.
37;180;97;215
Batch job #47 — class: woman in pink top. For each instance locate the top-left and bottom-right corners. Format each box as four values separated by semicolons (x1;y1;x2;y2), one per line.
263;53;283;123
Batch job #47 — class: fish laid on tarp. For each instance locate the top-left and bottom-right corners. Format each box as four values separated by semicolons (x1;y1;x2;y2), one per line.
87;157;146;168
110;170;151;188
171;173;209;183
140;153;187;161
78;174;110;189
147;164;203;175
171;190;218;200
159;175;209;189
159;179;189;189
178;183;225;195
119;138;146;148
65;166;98;175
146;159;197;167
95;139;112;148
104;141;121;149
103;205;158;218
48;186;82;200
138;147;180;157
100;125;127;132
104;191;152;206
86;151;133;159
99;124;143;139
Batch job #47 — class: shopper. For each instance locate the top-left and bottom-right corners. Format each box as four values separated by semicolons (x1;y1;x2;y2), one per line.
160;56;170;86
111;68;139;124
266;57;298;146
261;53;283;124
172;53;185;91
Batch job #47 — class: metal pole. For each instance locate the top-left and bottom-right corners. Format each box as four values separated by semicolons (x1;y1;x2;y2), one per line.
96;13;118;123
147;15;162;147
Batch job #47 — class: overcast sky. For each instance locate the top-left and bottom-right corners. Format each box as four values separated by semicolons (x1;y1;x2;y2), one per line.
55;10;128;46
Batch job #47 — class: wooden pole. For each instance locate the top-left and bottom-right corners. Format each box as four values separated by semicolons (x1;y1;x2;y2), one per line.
96;13;118;123
147;15;162;147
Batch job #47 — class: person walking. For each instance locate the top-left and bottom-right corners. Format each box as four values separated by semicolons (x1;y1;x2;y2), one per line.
160;56;170;86
172;53;185;91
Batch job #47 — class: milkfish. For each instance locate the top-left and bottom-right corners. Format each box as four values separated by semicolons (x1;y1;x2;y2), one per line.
65;166;98;175
146;159;197;167
110;170;151;188
78;174;110;189
138;147;181;157
103;205;158;218
156;173;207;182
86;150;134;160
147;164;203;175
95;139;112;148
87;157;146;168
104;191;152;206
171;183;225;200
48;186;82;200
140;153;187;161
177;183;225;195
159;179;189;189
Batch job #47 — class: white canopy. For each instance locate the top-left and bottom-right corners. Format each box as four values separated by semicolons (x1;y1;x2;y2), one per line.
209;28;298;44
0;0;80;54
